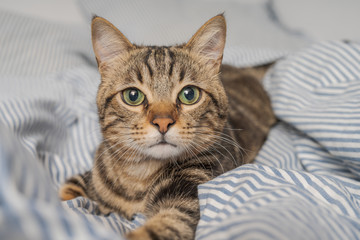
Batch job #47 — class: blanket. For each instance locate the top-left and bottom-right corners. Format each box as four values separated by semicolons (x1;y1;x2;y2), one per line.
1;1;360;239
197;41;360;239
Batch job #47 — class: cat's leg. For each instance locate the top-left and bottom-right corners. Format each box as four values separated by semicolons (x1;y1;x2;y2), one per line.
127;207;198;240
127;170;210;240
59;171;114;215
59;170;92;200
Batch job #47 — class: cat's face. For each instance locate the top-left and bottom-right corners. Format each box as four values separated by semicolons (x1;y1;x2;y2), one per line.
92;15;228;161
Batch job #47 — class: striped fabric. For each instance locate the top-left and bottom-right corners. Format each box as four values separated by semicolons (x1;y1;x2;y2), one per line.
197;164;360;240
197;41;360;239
0;124;120;240
1;5;360;240
0;11;95;77
265;40;360;179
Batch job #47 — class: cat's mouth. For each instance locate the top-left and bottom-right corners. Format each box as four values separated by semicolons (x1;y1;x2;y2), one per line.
145;139;180;160
143;134;182;159
149;140;177;148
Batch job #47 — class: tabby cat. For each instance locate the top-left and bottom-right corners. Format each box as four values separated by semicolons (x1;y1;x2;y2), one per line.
59;14;276;240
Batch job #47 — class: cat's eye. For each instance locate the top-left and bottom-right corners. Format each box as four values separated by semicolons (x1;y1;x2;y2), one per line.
178;86;201;105
122;88;145;106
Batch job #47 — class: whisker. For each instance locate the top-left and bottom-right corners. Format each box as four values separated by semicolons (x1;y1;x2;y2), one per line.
188;141;220;174
194;129;248;154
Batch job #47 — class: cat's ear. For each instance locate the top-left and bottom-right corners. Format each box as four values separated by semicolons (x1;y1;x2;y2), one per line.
186;14;226;71
91;16;134;67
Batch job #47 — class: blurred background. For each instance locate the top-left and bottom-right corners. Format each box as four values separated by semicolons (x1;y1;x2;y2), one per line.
1;0;359;75
1;0;359;45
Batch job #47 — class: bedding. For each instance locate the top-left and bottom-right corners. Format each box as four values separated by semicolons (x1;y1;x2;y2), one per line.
1;1;360;239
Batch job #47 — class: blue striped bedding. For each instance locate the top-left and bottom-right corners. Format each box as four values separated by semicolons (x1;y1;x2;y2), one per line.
1;7;360;240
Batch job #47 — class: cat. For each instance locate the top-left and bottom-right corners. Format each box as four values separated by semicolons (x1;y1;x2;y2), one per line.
59;14;276;240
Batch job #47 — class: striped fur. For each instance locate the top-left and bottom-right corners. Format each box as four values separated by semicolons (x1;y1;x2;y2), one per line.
59;15;276;240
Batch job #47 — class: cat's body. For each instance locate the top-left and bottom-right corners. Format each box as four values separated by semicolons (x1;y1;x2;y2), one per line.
60;15;276;240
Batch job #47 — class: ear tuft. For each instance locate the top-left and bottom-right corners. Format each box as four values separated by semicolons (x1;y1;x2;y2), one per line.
186;14;226;70
91;17;134;66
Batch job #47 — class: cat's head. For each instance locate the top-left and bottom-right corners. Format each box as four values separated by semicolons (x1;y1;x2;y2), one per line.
92;15;228;161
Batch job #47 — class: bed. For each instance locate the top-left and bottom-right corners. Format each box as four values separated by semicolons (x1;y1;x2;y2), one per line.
1;0;360;239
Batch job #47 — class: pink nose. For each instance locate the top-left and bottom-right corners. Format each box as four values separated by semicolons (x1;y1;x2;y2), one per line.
152;117;174;134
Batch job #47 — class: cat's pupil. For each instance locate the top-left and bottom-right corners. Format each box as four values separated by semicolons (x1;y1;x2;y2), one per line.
183;88;194;100
129;90;139;102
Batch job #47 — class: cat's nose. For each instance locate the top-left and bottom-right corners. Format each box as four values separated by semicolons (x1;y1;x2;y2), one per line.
151;116;175;134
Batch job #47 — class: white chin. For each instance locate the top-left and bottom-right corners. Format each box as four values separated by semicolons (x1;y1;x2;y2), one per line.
145;144;182;159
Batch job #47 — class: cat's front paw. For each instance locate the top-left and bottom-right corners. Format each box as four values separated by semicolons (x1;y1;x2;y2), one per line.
126;227;152;240
59;182;86;200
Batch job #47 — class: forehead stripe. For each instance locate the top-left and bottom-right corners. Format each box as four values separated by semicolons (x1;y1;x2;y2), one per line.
155;48;166;64
144;49;153;77
168;49;175;76
179;69;185;82
136;68;143;83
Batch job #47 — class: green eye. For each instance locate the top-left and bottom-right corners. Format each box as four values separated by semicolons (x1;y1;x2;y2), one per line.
122;88;145;106
178;86;201;105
